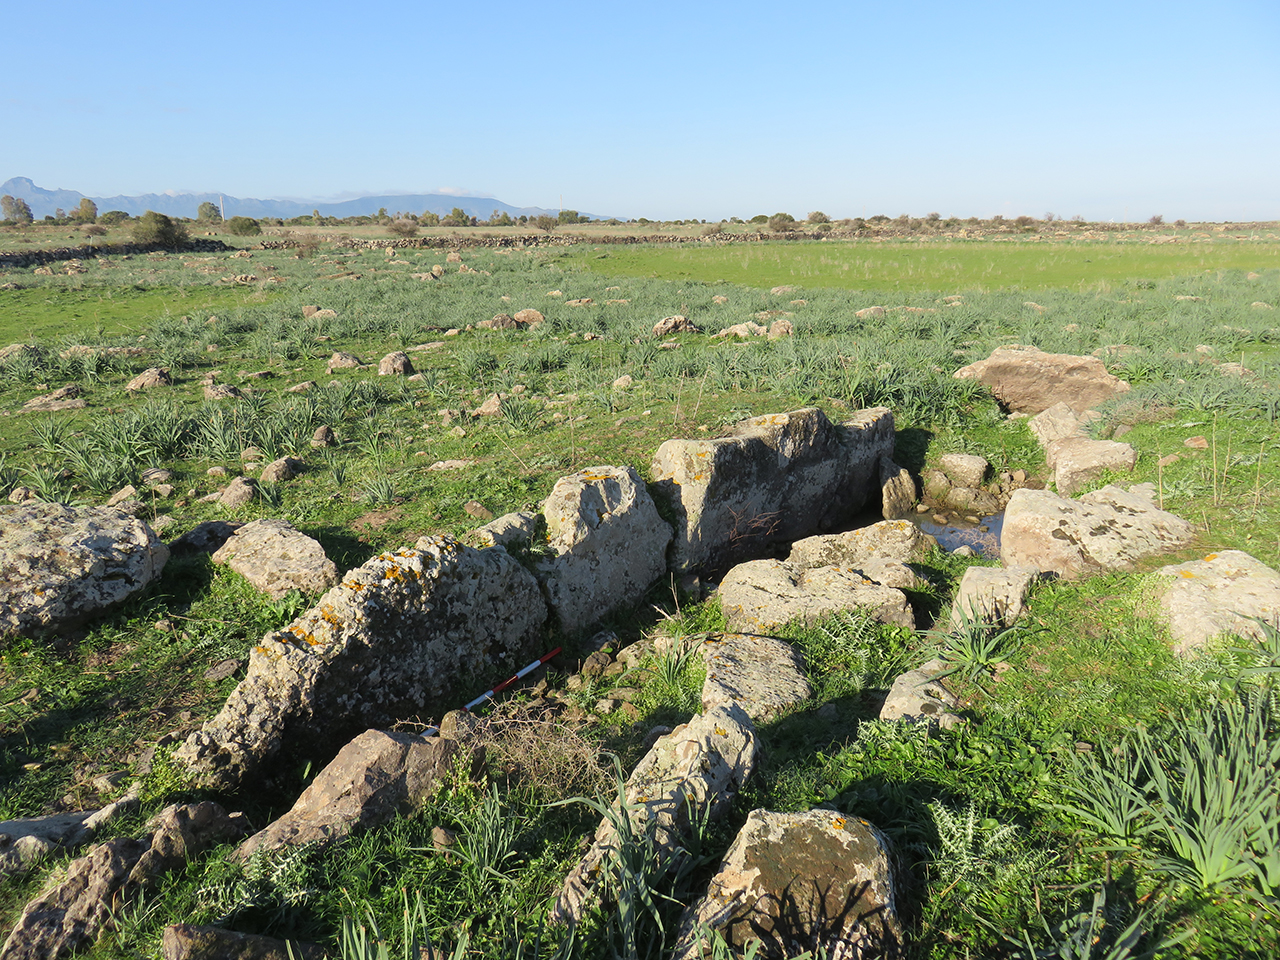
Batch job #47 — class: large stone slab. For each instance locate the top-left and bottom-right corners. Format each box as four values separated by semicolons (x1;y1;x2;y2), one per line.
210;519;339;599
0;803;243;960
651;407;894;575
161;925;327;960
1047;437;1136;496
0;503;169;637
788;519;935;568
238;731;469;859
534;466;672;635
0;793;139;879
954;345;1130;415
1155;550;1280;656
699;633;812;721
719;559;915;633
673;808;902;960
1001;486;1195;579
950;565;1040;630
175;536;547;791
552;702;758;925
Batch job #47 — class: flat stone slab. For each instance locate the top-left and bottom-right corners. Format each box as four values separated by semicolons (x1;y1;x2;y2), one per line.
954;345;1130;415
950;565;1040;630
699;633;812;720
788;519;935;568
880;658;962;729
719;559;915;633
210;519;338;599
673;808;901;960
1048;437;1136;496
1001;486;1195;579
1156;550;1280;656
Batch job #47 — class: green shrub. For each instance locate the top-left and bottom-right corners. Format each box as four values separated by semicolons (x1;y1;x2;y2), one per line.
132;210;188;247
226;216;261;236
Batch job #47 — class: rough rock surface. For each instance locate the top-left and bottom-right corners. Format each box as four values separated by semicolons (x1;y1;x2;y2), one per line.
210;519;339;599
719;559;914;633
652;407;895;575
1155;550;1280;656
673;808;901;960
126;367;172;391
377;351;414;376
326;351;361;372
653;315;701;336
471;510;541;548
553;702;758;924
0;803;243;960
699;633;812;721
0;793;138;879
258;457;304;484
0;503;169;637
1047;438;1136;496
161;925;327;960
535;466;672;634
1028;401;1094;448
880;659;961;729
879;457;916;520
176;536;546;790
938;453;988;489
953;345;1130;414
950;565;1040;630
22;384;85;412
219;477;257;507
170;520;243;555
1001;486;1195;579
238;731;469;859
788;520;935;569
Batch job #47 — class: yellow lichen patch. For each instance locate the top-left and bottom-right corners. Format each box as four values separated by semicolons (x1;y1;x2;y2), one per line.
344;581;365;591
1204;553;1218;562
1180;571;1197;578
832;817;847;830
714;725;728;737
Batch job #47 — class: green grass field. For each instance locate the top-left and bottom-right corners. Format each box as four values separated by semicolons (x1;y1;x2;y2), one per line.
562;239;1280;293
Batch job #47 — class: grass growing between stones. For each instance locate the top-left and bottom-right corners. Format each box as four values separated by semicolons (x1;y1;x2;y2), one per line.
1;235;1278;957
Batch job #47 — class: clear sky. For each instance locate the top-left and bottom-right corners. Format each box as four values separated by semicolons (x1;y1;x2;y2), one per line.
4;1;1277;222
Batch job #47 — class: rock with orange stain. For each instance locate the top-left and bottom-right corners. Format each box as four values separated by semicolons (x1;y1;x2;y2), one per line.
1156;550;1280;656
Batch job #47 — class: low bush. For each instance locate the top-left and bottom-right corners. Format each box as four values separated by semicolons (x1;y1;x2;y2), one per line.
227;216;262;237
131;210;188;247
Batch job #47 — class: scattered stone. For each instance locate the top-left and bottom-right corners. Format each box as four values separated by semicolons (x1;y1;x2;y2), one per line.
699;634;812;721
855;305;886;319
203;659;240;682
326;352;362;373
611;374;633;390
22;385;85;412
203;384;241;401
718;559;914;633
881;659;962;729
653;315;700;337
301;305;321;318
160;925;327;960
673;808;901;960
7;487;33;504
879;456;916;520
788;519;935;569
141;468;173;487
426;459;475;472
950;565;1040;630
1156;551;1280;656
471;511;540;548
126;368;171;391
463;501;494;521
106;484;139;508
0;793;139;880
476;313;523;330
553;702;758;924
176;536;546;790
0;504;169;638
1251;301;1274;310
714;321;767;339
652;407;894;575
1048;437;1137;496
1027;401;1093;447
565;297;593;306
238;731;473;859
953;345;1130;414
767;318;794;338
475;393;504;416
259;457;304;483
218;477;257;507
1184;436;1208;449
309;426;335;450
938;453;988;488
240;447;264;463
446;251;462;263
377;351;414;376
0;802;243;960
169;520;244;555
513;308;544;325
1001;486;1195;579
211;519;339;599
535;466;672;635
1157;454;1180;467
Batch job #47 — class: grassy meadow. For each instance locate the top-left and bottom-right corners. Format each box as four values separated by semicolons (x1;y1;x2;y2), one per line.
0;231;1278;959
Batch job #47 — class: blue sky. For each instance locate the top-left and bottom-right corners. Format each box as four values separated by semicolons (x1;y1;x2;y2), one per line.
4;1;1277;221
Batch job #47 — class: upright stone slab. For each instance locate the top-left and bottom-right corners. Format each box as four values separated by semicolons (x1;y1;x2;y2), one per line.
1001;486;1195;579
950;565;1040;630
553;702;758;925
673;809;902;960
1156;550;1280;656
176;536;547;791
651;407;894;575
535;466;672;635
0;503;169;637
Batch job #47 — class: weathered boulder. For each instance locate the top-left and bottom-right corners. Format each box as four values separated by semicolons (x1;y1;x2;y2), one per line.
553;702;758;925
0;503;169;638
1046;437;1136;496
938;453;988;489
258;457;304;483
880;659;962;730
653;315;701;337
879;456;916;520
161;925;327;960
210;519;338;599
1001;486;1195;579
126;367;172;391
718;559;914;633
0;792;138;879
534;466;672;634
326;351;362;372
476;313;524;330
699;633;812;721
0;803;243;960
673;808;902;960
953;345;1129;415
377;351;414;376
788;519;935;569
203;383;242;401
950;565;1039;630
169;520;243;555
513;308;544;325
1155;551;1280;656
22;384;85;412
219;476;257;507
471;510;541;548
175;536;546;790
1027;401;1095;448
238;731;472;859
652;407;895;575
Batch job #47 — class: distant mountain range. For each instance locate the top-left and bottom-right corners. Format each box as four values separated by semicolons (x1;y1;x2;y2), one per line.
0;177;604;222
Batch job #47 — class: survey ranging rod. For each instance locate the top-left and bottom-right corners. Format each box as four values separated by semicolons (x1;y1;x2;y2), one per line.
462;647;563;713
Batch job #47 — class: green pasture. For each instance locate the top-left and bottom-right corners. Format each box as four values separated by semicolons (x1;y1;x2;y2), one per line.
562;239;1280;293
